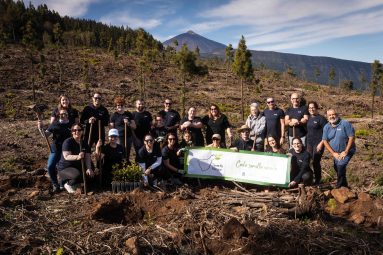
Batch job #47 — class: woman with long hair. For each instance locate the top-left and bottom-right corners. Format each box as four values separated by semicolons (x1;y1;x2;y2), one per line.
50;95;79;125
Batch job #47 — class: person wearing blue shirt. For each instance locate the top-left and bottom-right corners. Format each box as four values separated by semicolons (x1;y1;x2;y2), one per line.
322;109;355;188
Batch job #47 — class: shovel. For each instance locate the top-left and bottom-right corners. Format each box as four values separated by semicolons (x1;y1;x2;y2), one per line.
79;134;87;194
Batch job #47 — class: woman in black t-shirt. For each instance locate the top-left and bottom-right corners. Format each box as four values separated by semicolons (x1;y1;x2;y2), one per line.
51;95;79;126
96;128;126;188
288;137;313;188
56;124;94;193
180;106;204;146
162;133;184;183
306;101;327;184
109;97;136;161
202;104;232;148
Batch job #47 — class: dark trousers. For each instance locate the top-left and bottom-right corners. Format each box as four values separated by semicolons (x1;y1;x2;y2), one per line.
307;144;324;184
333;149;355;188
290;171;313;186
58;167;81;186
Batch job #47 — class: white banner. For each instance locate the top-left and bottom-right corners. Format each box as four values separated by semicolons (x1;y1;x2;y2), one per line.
185;148;291;187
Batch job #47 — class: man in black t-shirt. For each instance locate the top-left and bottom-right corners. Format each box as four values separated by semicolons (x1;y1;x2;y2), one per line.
80;92;110;147
132;99;153;154
158;98;181;134
285;93;309;147
263;97;285;145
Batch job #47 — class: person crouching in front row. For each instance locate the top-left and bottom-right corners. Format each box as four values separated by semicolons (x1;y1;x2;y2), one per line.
137;134;163;186
288;137;313;188
207;134;222;148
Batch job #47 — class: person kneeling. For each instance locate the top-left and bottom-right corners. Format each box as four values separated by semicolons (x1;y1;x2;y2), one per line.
56;124;94;193
162;133;185;185
288;137;313;188
137;134;163;186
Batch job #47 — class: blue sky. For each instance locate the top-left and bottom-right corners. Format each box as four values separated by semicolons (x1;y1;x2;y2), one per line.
30;0;383;63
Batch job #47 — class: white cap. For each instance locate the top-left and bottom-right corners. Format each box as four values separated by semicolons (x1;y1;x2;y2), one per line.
108;129;119;137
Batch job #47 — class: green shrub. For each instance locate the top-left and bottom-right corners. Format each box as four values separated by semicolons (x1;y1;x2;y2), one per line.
370;186;383;198
355;129;369;136
112;161;141;182
375;174;383;186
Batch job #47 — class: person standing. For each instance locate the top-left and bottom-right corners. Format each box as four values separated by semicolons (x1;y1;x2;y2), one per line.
202;104;232;148
132;99;153;154
158;98;181;134
80;92;110;147
285;93;309;147
180;106;204;146
263;97;285;146
306;102;327;184
109;97;136;161
38;109;72;192
322;109;356;188
245;102;266;151
50;95;79;125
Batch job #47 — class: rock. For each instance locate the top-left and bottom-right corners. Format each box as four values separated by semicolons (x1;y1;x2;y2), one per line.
331;187;356;204
28;190;40;199
358;192;371;202
350;213;365;224
242;220;258;235
222;218;247;240
125;236;140;255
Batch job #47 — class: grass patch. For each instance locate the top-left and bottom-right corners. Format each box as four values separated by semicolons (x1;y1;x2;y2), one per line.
375;174;383;186
345;114;363;118
303;84;319;91
322;167;336;183
370;186;383;198
0;157;18;173
347;172;360;185
355;129;369;136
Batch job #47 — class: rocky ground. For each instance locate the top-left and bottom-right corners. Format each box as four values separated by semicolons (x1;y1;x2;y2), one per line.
0;45;383;254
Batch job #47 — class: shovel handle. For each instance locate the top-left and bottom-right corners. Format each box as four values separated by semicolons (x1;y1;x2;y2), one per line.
79;136;87;194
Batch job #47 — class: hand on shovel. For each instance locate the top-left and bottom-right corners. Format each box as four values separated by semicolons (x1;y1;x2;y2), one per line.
86;169;95;178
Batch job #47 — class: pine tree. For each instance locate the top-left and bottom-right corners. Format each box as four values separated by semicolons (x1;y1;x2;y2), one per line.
359;71;367;90
232;36;253;120
225;43;234;84
314;67;321;82
370;60;383;119
328;67;336;86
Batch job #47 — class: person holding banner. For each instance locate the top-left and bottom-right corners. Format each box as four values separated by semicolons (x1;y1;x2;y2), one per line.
288;137;313;188
137;134;163;186
180;106;204;146
207;134;222;148
231;125;253;151
245;102;266;151
109;97;136;161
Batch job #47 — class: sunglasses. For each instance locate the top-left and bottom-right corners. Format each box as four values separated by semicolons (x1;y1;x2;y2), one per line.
93;97;102;100
165;102;172;105
212;138;220;141
116;104;124;107
267;101;274;104
59;113;68;116
72;129;83;132
109;135;118;138
168;138;176;141
145;139;153;143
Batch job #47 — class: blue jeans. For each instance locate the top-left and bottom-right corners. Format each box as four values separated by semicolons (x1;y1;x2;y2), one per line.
47;150;61;187
333;148;355;188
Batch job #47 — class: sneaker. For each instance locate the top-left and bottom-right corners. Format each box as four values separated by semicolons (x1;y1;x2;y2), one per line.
64;183;76;193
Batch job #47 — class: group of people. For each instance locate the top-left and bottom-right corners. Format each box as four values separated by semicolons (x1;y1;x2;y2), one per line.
37;92;356;193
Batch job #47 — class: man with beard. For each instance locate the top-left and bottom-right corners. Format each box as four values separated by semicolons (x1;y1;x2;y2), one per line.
132;99;153;154
322;109;355;188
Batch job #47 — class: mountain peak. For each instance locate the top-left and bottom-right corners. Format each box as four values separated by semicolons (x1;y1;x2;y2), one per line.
186;30;197;35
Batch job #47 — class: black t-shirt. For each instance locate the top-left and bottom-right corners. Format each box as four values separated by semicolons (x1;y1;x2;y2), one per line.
56;137;91;171
307;114;327;146
46;121;72;152
51;107;79;126
137;145;162;170
80;104;110;143
202;114;231;145
233;138;253;151
110;111;134;137
132;111;152;141
162;145;180;169
102;144;126;172
180;116;204;146
263;107;285;139
285;106;309;138
151;126;167;138
158;109;181;130
289;149;312;182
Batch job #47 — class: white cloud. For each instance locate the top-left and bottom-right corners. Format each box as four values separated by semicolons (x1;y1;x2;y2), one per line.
194;0;383;50
100;12;161;29
28;0;96;17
